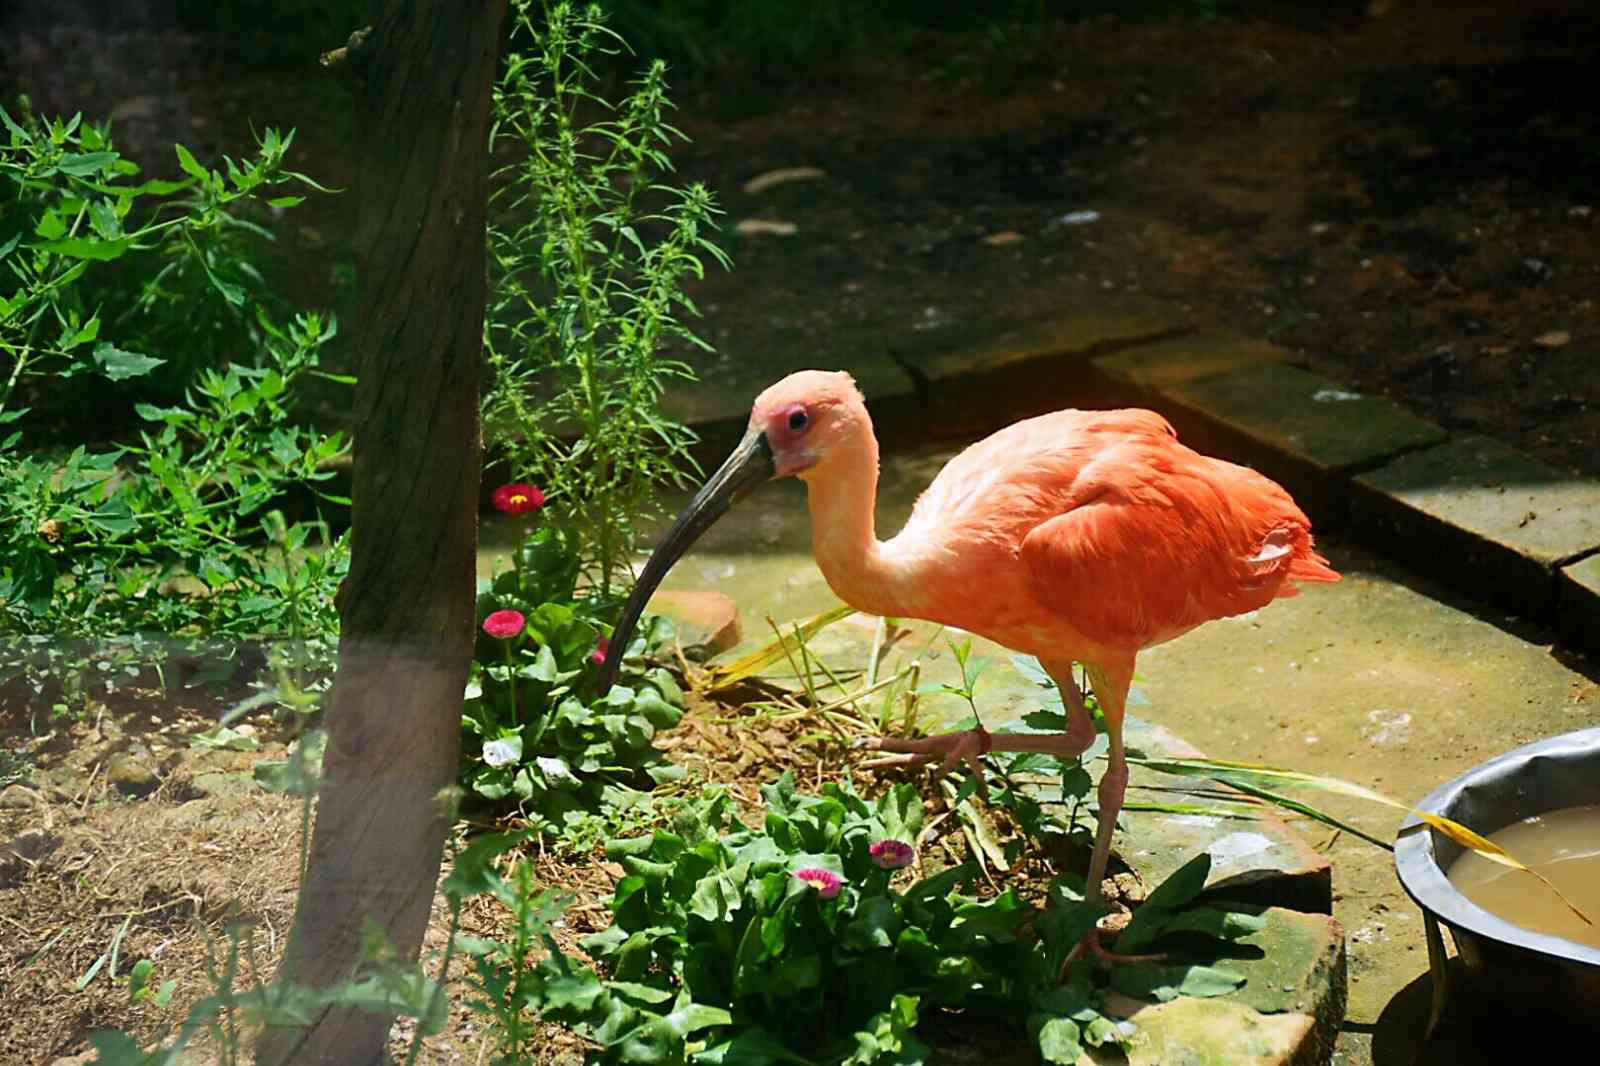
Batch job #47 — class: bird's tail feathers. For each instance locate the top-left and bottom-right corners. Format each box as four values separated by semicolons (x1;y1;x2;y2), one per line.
1288;549;1340;584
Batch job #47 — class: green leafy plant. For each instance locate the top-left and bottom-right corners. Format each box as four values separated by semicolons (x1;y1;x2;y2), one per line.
0;101;331;410
0;102;348;711
0;312;350;701
460;775;1272;1065
484;0;729;596
463;522;686;831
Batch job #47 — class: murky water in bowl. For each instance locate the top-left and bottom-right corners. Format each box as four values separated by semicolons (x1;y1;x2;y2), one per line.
1446;804;1600;951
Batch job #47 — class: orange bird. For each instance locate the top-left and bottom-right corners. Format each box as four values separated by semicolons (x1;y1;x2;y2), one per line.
600;370;1338;914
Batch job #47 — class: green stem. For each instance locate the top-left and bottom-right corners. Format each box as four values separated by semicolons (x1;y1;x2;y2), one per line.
503;642;519;729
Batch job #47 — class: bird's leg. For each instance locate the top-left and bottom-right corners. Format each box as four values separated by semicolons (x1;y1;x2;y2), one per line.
857;659;1099;797
1055;664;1097;759
1066;659;1163;969
1082;723;1127;906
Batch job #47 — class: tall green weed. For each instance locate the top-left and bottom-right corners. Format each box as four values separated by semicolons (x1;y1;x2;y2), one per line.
483;0;728;598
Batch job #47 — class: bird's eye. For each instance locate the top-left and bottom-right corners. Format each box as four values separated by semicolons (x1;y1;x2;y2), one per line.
788;408;809;432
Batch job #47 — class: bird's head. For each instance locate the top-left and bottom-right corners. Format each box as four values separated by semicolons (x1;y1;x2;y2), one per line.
596;370;863;691
749;370;866;479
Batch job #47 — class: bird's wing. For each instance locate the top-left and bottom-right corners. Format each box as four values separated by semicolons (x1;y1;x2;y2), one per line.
903;408;1175;535
1018;447;1329;649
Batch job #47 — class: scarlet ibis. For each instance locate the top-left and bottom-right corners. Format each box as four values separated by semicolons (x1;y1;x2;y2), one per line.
599;370;1338;910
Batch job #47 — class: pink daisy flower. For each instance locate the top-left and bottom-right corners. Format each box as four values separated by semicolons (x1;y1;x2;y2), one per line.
869;839;915;870
793;867;843;899
482;609;526;640
492;483;545;516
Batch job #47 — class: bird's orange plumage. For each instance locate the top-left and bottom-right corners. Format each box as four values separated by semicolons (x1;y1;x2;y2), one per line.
753;372;1337;665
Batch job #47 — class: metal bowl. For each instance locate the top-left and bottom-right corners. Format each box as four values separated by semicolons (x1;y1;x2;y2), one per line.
1393;726;1600;1019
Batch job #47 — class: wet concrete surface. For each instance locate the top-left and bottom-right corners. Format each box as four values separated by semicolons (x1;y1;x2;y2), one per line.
480;437;1600;1064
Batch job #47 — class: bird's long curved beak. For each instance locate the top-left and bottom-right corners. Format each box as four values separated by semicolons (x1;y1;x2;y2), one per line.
597;426;774;692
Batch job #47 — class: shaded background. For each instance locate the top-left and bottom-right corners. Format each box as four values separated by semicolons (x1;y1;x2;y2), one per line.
2;0;1596;474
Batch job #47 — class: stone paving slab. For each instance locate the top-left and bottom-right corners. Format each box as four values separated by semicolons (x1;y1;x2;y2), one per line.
1115;719;1332;915
662;349;913;428
1157;362;1448;527
1094;906;1346;1066
1089;327;1290;402
1350;435;1600;621
1557;554;1600;652
906;307;1184;383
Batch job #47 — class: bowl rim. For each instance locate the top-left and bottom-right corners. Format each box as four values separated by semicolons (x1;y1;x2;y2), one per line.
1393;725;1600;969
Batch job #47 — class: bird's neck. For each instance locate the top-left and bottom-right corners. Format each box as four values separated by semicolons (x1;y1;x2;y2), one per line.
800;428;902;616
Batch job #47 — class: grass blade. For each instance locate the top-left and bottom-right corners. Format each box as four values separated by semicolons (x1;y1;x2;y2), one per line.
1127;753;1594;927
705;603;854;689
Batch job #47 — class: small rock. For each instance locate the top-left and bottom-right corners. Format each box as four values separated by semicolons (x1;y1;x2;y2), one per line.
4;827;58;864
981;229;1024;246
1533;330;1571;348
734;219;798;237
1570;205;1593;220
0;783;41;810
742;166;826;196
1055;209;1100;226
107;753;161;797
187;770;256;799
649;589;742;658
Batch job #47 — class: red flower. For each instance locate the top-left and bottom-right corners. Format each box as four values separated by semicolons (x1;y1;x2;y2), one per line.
482;609;526;640
590;635;610;666
793;867;843;899
869;839;915;870
492;482;545;516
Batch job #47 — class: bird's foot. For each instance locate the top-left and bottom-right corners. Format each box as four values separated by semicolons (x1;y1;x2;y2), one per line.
856;728;992;799
1061;923;1167;974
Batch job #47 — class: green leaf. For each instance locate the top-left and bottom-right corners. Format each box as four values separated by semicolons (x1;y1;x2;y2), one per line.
134;403;194;424
268;195;305;208
535;754;581;790
88;495;137;536
89;198;121;239
694;1028;814;1066
34;210;66;240
876;783;924;845
1154;905;1269;943
174;142;208;182
190;725;260;752
664;1001;733;1036
1109;962;1246;1002
1032;1015;1082;1065
37;236;135;261
841;895;900;951
1141;851;1211;911
93;343;164;381
58;151;118;176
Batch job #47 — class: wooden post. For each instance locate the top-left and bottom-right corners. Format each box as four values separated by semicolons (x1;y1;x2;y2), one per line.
257;2;506;1063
